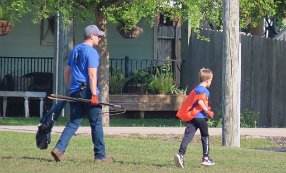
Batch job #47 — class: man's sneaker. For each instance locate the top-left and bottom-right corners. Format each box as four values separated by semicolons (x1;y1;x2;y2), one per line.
174;153;184;168
201;156;215;166
51;148;65;162
94;156;114;163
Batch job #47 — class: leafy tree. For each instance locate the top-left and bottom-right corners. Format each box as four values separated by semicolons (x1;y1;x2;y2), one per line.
198;0;286;33
1;0;285;125
0;0;31;22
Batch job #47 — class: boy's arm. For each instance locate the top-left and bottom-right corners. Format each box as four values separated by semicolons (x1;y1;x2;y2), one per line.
198;99;214;118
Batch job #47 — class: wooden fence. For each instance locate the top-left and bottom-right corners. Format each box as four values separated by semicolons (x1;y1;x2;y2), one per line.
157;25;181;86
186;29;286;127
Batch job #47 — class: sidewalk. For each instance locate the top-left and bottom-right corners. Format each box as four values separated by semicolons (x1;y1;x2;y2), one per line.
1;125;286;137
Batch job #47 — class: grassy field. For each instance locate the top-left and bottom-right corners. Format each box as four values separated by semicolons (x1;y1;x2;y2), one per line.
0;131;285;173
0;117;184;127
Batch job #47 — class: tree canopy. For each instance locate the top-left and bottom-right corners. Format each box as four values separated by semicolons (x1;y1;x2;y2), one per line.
1;0;285;34
201;0;286;34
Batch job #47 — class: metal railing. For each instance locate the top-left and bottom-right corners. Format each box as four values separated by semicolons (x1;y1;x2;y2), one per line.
0;57;53;91
0;56;183;116
0;56;183;94
110;56;183;94
0;57;53;117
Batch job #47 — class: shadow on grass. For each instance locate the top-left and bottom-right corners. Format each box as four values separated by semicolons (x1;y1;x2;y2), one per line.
1;156;13;159
22;156;54;162
1;156;53;162
254;147;286;152
114;160;174;167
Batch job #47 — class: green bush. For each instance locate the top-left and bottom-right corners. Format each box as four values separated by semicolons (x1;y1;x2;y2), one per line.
110;59;186;95
208;109;259;128
148;68;175;94
133;60;186;95
240;110;259;128
133;69;154;94
109;69;132;94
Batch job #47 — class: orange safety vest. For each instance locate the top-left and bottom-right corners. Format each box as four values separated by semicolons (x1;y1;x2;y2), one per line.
176;89;209;122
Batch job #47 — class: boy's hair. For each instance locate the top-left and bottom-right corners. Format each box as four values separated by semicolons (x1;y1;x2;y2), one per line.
198;68;213;82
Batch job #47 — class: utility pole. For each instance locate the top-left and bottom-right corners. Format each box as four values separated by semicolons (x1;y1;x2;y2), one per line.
222;0;241;147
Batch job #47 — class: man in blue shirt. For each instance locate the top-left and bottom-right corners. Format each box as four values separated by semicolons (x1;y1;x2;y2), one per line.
51;25;113;163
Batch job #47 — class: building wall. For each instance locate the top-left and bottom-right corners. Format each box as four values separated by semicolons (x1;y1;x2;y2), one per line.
108;22;154;59
72;19;154;60
0;15;54;57
0;15;154;60
0;15;155;118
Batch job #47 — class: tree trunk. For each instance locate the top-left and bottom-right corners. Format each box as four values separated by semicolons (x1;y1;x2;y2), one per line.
222;0;241;147
94;8;110;127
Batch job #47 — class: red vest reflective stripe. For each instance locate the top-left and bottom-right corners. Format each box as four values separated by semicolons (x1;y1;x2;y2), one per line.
176;89;209;122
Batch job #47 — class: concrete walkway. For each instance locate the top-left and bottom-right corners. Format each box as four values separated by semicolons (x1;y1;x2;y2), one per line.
0;125;286;137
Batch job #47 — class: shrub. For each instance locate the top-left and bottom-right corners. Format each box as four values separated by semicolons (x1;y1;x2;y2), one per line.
208;109;259;128
109;69;132;94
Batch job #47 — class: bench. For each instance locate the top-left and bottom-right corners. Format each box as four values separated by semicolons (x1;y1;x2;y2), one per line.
110;94;187;118
0;91;46;118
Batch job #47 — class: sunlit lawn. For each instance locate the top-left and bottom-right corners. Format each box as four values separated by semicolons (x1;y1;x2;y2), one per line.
0;131;285;173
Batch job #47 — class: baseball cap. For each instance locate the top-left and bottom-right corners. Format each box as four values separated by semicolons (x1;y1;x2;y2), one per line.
84;25;105;37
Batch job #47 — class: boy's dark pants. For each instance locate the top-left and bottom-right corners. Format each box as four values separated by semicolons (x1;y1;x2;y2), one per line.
179;118;210;157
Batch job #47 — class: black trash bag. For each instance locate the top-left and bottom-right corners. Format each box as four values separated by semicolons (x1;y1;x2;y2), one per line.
36;101;66;149
36;121;54;149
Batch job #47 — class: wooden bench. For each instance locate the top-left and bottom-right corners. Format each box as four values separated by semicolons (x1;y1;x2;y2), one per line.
0;91;46;118
110;94;187;118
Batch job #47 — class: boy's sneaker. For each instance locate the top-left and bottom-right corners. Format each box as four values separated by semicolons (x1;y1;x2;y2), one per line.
201;156;215;166
174;153;184;168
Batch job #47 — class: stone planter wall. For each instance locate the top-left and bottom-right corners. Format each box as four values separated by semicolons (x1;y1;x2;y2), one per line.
110;94;187;118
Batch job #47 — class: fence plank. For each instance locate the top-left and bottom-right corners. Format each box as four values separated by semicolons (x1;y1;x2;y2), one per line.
187;29;286;127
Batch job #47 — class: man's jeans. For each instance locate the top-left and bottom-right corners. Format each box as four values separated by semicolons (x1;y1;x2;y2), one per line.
54;89;106;159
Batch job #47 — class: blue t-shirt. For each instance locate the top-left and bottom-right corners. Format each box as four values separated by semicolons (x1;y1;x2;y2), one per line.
193;85;210;119
67;43;100;94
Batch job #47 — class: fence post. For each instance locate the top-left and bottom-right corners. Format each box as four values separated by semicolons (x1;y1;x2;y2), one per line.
125;56;130;77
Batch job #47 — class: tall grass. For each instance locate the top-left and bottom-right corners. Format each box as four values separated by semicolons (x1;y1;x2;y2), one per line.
0;131;285;173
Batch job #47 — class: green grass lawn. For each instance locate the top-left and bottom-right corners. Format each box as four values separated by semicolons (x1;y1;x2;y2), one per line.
0;131;285;173
0;117;184;127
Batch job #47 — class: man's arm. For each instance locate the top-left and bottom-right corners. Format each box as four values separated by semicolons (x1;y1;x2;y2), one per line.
88;67;98;95
88;67;98;105
64;65;71;91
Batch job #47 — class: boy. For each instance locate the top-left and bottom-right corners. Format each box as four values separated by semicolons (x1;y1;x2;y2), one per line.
174;67;215;168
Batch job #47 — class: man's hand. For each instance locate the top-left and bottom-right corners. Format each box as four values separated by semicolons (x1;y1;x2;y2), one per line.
206;110;214;119
90;95;99;106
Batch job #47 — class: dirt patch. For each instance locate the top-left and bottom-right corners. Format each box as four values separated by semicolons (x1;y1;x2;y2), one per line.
255;147;286;152
265;136;286;146
254;137;286;152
